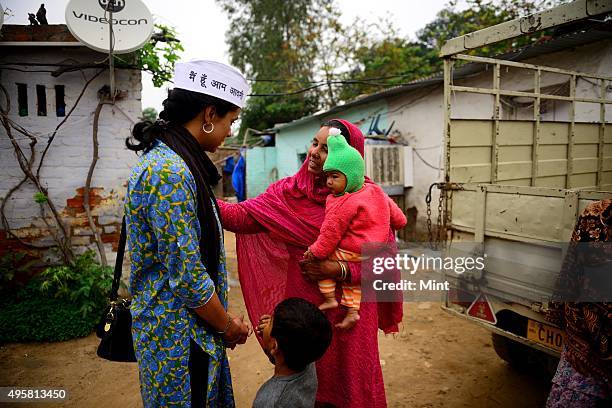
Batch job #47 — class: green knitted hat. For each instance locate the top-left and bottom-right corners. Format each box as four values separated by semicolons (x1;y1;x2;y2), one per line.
323;129;365;194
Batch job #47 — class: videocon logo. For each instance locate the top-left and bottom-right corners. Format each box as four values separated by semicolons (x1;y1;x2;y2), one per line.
99;0;125;13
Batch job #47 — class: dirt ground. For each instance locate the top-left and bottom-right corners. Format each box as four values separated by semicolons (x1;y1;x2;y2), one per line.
0;232;552;407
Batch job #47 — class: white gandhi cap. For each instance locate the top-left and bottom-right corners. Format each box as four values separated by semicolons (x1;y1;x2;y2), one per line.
172;60;250;108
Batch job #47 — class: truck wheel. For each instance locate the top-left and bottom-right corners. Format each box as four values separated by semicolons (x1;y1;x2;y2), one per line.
491;333;529;370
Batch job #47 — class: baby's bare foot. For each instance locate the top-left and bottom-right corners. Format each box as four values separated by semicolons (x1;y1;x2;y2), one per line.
319;298;338;311
335;309;360;329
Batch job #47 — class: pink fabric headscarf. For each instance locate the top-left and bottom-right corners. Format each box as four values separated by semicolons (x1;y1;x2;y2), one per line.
220;119;401;407
231;119;401;334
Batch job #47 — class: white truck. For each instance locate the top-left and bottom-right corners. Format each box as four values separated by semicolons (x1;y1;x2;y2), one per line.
436;0;612;374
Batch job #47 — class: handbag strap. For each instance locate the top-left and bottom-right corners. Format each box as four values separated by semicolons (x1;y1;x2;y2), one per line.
110;216;127;301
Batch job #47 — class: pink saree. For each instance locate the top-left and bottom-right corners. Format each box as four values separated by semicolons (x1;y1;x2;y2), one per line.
218;119;402;408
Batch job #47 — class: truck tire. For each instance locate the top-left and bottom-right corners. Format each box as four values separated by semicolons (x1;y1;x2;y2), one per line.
491;333;530;370
492;333;560;380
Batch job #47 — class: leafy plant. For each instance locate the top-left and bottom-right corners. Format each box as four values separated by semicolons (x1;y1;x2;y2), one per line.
0;252;36;297
142;107;158;122
136;24;184;87
113;24;183;88
38;250;113;317
217;0;566;124
0;251;114;343
416;0;564;53
217;0;336;132
33;192;48;204
0;283;100;342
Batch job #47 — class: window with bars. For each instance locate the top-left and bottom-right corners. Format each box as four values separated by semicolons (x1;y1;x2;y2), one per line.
17;83;28;117
36;85;47;116
55;85;66;117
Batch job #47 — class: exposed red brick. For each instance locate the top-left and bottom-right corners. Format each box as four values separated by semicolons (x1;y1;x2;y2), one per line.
66;196;84;209
0;230;43;275
76;187;104;197
0;231;45;285
101;232;120;244
66;187;104;213
62;216;90;227
0;230;30;254
0;25;79;43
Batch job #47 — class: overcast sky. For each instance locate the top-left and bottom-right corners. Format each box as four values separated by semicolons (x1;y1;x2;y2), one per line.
3;0;467;111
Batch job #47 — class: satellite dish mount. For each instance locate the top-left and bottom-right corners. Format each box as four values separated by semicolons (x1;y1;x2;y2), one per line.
65;0;154;100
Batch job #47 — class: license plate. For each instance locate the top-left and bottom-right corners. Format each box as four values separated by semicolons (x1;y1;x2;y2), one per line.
527;320;565;352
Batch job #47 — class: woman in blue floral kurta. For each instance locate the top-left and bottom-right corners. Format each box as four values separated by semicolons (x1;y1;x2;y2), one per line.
124;61;251;408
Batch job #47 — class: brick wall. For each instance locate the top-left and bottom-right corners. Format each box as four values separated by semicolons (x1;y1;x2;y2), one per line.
0;46;141;265
0;24;79;43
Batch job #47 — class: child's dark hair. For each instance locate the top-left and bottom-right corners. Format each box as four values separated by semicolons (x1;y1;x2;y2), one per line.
271;297;332;372
321;119;350;143
126;88;239;153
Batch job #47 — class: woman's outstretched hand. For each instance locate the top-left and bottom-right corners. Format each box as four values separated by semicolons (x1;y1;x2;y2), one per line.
299;258;342;282
223;314;251;349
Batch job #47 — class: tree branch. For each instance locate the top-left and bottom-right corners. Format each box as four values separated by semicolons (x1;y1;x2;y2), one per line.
84;100;111;266
0;83;74;263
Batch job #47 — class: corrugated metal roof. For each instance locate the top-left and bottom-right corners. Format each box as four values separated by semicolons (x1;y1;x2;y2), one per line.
274;23;612;132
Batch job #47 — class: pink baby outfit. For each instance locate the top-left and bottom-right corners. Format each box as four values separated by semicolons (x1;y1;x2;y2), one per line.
218;119;404;408
310;183;408;258
310;183;407;310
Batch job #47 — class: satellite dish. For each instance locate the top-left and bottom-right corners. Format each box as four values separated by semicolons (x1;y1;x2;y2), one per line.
65;0;154;54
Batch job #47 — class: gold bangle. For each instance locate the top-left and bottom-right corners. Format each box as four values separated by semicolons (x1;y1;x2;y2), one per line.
338;261;347;281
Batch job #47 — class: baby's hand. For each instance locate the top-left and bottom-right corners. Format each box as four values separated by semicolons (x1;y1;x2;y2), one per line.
303;249;315;260
256;314;271;337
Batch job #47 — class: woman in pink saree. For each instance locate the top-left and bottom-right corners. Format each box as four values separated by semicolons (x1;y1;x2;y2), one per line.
218;119;403;408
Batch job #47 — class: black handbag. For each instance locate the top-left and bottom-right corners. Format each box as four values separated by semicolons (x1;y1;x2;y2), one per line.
96;217;137;362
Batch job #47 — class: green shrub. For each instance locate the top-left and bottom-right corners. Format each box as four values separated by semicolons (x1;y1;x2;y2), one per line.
0;251;114;343
0;286;99;342
39;250;113;317
0;252;36;298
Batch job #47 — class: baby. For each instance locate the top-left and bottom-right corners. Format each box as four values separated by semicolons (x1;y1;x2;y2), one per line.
304;128;407;329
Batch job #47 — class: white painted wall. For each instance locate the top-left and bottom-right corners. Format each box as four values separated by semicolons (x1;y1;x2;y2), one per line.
274;100;389;179
0;46;141;262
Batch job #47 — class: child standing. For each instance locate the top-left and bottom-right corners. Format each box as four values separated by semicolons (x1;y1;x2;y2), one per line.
253;297;333;408
304;128;407;329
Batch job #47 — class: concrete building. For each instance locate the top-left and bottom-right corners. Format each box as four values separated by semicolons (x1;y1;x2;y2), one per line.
0;25;142;264
246;24;612;238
